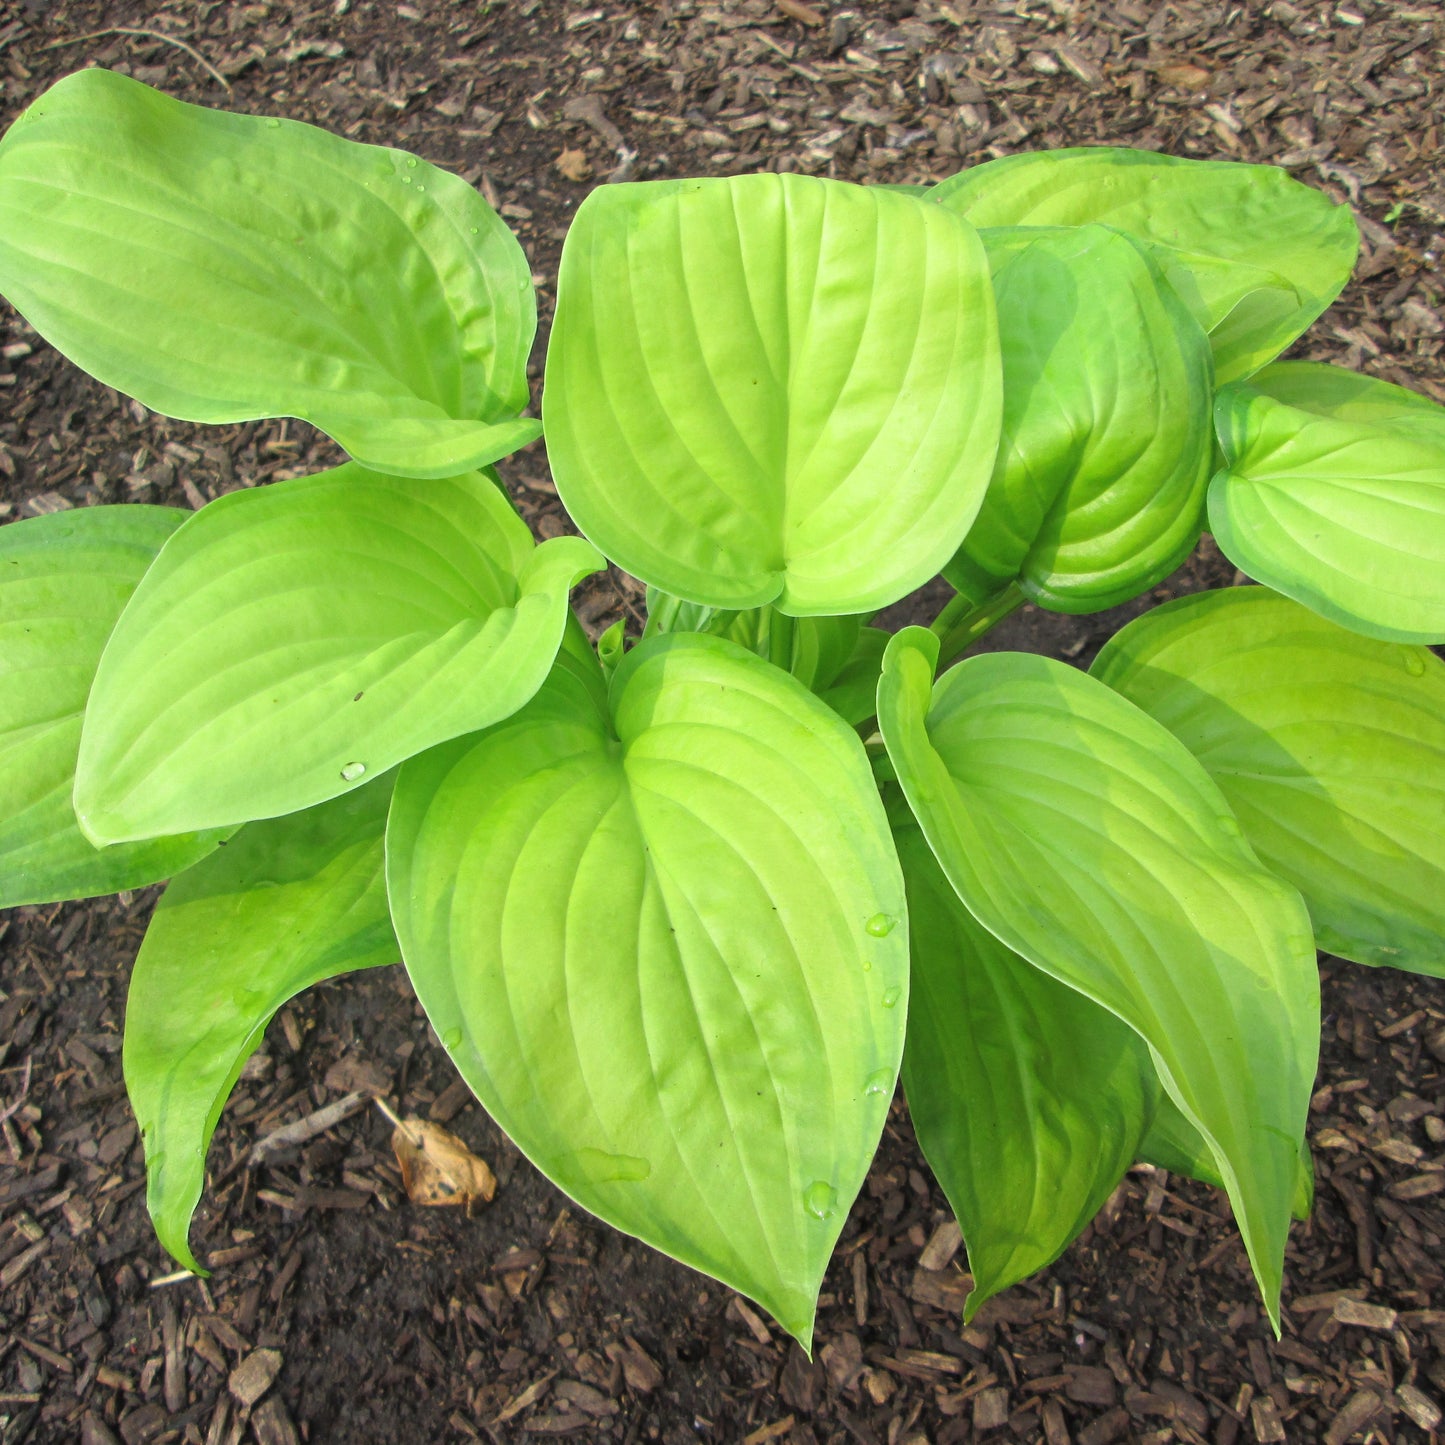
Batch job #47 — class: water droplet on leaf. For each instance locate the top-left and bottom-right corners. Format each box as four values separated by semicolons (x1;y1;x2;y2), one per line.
468;226;479;235
865;912;897;937
864;1068;892;1097
340;761;366;781
1217;814;1242;838
803;1181;838;1219
406;157;418;168
1404;650;1427;677
576;1148;651;1183
265;118;281;128
442;1028;462;1049
861;958;873;973
881;986;902;1008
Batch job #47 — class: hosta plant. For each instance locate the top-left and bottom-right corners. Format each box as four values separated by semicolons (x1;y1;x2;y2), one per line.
2;68;1442;1350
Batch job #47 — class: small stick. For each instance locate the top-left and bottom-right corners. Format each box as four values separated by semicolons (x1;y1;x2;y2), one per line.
0;1056;32;1127
43;27;232;92
372;1095;423;1148
247;1090;368;1165
148;1268;198;1289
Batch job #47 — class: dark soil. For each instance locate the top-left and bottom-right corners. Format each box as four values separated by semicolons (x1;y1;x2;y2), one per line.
2;3;1443;1444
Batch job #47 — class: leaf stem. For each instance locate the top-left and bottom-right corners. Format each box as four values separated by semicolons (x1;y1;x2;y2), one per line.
930;582;1026;668
765;608;796;671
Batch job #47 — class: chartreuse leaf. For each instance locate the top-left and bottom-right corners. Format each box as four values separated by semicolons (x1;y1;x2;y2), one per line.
125;775;397;1272
819;626;890;728
1248;360;1445;438
1210;368;1445;642
895;822;1158;1316
387;633;907;1347
544;174;1003;615
0;507;229;906
0;69;538;478
1092;587;1445;976
945;226;1213;612
877;628;1319;1329
640;589;864;696
1140;1093;1314;1221
75;464;602;843
931;148;1357;382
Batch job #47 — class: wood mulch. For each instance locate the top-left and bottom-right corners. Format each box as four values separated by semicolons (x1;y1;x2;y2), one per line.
1;2;1442;1443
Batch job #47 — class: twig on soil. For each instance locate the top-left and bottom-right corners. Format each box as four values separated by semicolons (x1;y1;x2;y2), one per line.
247;1089;369;1165
373;1094;422;1146
148;1268;199;1289
0;1055;31;1127
42;28;232;93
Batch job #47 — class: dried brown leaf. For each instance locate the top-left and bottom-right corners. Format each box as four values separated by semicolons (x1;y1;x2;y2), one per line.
554;147;592;183
390;1119;496;1210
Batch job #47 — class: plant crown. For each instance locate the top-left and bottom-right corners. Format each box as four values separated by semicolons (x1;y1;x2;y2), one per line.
1;68;1442;1348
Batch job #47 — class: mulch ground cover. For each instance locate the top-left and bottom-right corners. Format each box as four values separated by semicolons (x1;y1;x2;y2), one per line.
1;1;1443;1442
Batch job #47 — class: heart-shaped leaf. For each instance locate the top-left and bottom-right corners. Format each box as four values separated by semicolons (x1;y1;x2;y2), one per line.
387;634;908;1346
76;464;602;841
0;506;229;906
945;225;1213;612
1092;586;1445;976
544;174;1002;615
896;821;1158;1316
877;628;1319;1328
0;69;539;478
125;775;397;1272
931;149;1357;382
1210;366;1445;642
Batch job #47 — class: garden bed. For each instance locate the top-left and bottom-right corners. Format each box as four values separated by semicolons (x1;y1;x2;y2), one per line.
1;2;1443;1442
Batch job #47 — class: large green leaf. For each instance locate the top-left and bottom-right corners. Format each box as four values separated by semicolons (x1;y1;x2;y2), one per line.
944;226;1213;612
544;174;1003;615
0;69;538;478
876;628;1319;1328
0;507;229;906
896;822;1158;1316
1140;1092;1314;1222
387;633;908;1346
125;775;397;1272
931;148;1357;382
75;464;601;842
1210;368;1445;642
1092;586;1445;976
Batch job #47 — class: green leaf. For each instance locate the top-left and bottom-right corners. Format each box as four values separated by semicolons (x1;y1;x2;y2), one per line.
1210;369;1445;642
0;506;229;906
1140;1092;1313;1221
1246;360;1445;439
544;174;1003;615
1092;586;1445;976
819;626;890;727
125;775;397;1272
945;226;1214;612
876;628;1319;1328
896;823;1158;1316
387;633;908;1346
0;69;539;478
75;464;602;842
640;591;864;697
931;148;1358;382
